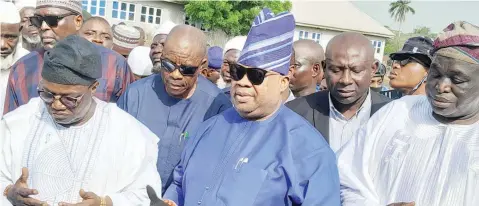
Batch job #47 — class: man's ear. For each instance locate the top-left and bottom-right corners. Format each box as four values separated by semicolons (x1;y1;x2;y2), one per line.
200;68;208;77
312;63;321;78
74;15;83;30
371;60;379;78
280;75;290;93
90;81;99;94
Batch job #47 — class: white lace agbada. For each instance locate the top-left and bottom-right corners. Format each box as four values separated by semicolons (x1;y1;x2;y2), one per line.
338;95;479;206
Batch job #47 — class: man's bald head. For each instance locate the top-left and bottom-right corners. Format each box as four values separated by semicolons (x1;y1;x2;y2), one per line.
161;25;208;99
289;40;325;97
326;32;374;61
163;25;207;59
294;39;324;64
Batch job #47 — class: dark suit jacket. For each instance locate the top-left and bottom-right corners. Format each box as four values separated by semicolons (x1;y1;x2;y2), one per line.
286;91;391;143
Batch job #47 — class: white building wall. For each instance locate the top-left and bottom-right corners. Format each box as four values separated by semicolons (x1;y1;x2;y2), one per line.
294;25;388;61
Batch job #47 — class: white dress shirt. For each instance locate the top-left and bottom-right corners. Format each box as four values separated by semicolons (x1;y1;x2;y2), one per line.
328;91;372;152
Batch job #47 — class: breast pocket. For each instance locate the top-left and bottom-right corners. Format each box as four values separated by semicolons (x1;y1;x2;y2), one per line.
216;166;267;206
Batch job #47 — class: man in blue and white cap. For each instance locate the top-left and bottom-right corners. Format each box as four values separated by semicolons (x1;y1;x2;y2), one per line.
201;46;223;84
163;8;340;206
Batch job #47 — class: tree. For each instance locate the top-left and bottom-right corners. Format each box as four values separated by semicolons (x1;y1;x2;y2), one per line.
185;0;292;36
388;0;415;51
413;26;436;39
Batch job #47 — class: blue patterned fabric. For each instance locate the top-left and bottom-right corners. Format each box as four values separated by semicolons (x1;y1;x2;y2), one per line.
207;46;223;70
237;8;295;75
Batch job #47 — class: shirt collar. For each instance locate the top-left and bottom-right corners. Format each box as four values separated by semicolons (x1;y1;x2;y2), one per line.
328;89;372;119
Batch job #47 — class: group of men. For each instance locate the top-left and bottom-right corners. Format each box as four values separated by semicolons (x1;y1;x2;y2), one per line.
1;0;479;205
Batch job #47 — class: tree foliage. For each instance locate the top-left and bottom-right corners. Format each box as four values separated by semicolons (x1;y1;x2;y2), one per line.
184;0;292;36
388;0;415;24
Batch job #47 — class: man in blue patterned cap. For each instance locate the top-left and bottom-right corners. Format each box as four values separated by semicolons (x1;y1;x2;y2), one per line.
201;46;223;84
163;8;340;206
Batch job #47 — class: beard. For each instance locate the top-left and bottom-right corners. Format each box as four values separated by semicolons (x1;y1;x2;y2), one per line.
23;35;41;44
1;53;14;70
151;64;162;74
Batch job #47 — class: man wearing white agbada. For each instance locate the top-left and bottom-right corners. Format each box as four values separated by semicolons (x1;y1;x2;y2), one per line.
0;2;30;116
338;21;479;206
0;35;161;206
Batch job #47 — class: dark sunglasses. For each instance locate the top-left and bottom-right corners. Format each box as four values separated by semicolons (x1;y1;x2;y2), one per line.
229;63;268;85
37;88;88;110
161;58;199;76
393;57;426;67
30;13;76;28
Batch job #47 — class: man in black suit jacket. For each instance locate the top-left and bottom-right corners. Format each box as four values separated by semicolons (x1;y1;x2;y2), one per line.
287;32;391;152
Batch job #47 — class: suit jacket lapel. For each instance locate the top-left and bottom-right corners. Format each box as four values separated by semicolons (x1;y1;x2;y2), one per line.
313;92;331;143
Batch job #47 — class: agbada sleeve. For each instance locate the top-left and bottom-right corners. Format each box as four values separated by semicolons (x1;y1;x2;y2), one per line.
0;119;14;205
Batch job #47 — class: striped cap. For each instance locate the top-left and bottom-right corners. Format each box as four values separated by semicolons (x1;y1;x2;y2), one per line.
237;8;295;75
112;24;141;56
432;21;479;64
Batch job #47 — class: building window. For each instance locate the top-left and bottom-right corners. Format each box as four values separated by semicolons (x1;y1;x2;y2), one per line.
372;40;382;54
81;0;106;16
141;6;161;24
112;1;135;21
298;30;321;43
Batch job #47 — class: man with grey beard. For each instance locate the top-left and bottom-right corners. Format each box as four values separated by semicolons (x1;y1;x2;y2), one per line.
1;2;30;117
19;7;42;51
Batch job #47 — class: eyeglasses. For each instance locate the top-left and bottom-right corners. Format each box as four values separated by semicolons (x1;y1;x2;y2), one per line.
30;13;76;28
230;63;268;85
37;88;88;109
161;58;199;76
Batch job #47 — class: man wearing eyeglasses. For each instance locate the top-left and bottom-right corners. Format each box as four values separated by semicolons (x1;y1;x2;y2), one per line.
1;2;30;120
19;7;42;52
163;8;340;206
117;25;232;191
0;35;161;206
389;36;434;96
3;0;134;115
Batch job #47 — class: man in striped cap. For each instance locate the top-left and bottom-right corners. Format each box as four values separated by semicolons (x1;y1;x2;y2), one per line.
164;8;340;206
338;21;479;206
3;0;134;115
112;24;141;58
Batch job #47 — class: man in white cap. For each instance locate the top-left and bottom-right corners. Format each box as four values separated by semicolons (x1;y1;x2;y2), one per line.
151;21;177;74
1;2;30;117
112;24;141;58
128;46;153;80
217;36;247;93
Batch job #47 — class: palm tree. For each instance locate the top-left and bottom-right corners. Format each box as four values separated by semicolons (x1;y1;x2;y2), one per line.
389;0;415;50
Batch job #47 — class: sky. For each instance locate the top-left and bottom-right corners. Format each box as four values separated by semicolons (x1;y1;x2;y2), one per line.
351;1;479;33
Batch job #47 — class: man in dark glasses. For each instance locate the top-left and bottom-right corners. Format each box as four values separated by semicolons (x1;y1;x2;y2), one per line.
164;8;340;206
117;25;232;191
389;36;434;96
3;0;134;115
0;35;161;205
287;32;391;153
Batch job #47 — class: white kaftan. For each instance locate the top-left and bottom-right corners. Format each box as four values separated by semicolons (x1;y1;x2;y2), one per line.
0;97;161;206
338;95;479;206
